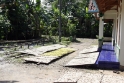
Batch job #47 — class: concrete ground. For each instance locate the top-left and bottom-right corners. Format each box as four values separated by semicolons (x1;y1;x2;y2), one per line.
0;38;124;83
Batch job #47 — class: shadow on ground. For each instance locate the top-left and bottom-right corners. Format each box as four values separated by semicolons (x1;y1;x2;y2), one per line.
65;64;120;71
73;39;81;43
0;81;19;83
65;64;99;70
81;51;99;54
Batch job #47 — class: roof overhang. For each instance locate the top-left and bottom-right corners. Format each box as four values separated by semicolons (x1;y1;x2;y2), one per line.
104;9;117;19
95;0;121;13
88;0;121;22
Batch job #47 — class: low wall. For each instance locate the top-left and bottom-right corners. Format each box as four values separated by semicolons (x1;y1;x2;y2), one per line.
103;37;112;42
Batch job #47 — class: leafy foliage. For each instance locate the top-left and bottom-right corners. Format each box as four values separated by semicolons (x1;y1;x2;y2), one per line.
0;0;43;39
0;0;112;40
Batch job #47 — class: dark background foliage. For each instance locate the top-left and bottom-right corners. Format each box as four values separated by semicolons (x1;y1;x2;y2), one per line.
0;0;112;40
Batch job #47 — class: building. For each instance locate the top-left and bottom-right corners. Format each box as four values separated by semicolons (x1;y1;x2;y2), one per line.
88;0;124;69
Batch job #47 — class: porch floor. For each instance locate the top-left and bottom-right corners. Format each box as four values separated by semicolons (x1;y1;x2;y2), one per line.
96;42;119;69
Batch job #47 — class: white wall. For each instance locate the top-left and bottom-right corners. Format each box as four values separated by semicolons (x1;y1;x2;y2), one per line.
104;10;117;19
119;0;124;66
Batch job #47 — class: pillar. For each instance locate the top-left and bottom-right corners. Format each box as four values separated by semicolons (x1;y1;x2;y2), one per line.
119;0;124;68
112;19;116;46
98;14;104;50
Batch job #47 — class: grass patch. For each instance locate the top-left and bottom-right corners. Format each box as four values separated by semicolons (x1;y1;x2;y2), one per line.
42;35;72;45
43;48;75;56
60;41;71;46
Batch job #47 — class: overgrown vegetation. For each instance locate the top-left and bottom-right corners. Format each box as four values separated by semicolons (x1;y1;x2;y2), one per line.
0;0;112;41
43;48;75;56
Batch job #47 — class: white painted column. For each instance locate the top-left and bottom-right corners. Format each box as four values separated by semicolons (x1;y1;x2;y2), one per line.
99;17;104;39
119;0;124;67
114;17;117;44
112;19;116;46
98;17;104;48
117;9;120;46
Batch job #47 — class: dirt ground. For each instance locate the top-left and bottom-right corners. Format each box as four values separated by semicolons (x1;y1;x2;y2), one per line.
0;38;119;83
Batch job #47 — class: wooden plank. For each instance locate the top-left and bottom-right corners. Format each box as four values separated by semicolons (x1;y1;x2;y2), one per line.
24;47;75;64
65;45;99;66
65;53;99;66
54;72;82;83
17;44;66;56
79;52;99;59
79;45;98;54
24;56;58;64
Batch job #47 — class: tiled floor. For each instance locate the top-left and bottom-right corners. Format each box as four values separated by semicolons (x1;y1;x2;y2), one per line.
96;42;119;69
54;71;124;83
